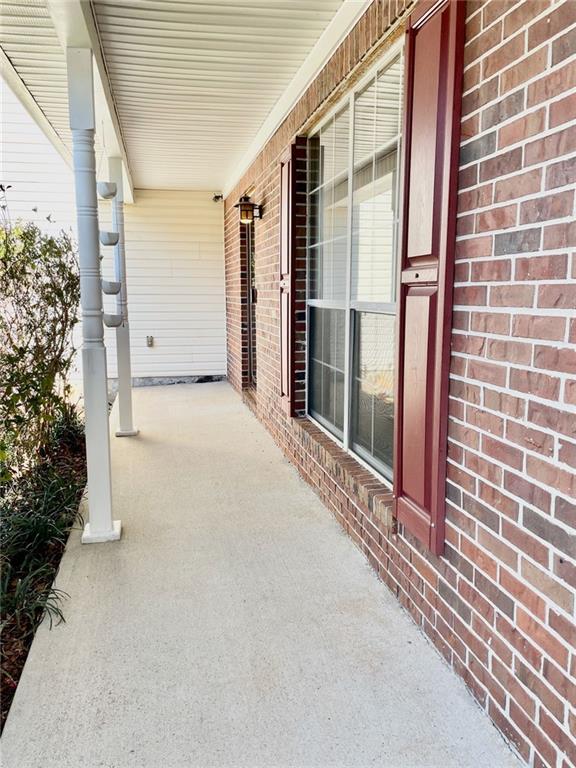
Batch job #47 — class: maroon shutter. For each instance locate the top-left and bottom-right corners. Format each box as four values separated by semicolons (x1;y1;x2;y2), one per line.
279;149;294;413
394;0;465;555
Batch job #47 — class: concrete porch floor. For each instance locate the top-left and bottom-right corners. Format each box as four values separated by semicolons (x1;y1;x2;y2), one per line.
2;383;518;768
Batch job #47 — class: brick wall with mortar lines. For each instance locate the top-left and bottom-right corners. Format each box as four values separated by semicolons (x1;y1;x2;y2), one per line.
224;2;576;766
449;2;575;765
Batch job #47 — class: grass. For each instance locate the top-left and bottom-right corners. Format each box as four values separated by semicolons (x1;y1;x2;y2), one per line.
0;404;86;730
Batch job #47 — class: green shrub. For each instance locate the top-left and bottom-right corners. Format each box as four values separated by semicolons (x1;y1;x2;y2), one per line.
0;406;86;670
1;407;85;570
1;203;85;724
1;218;80;483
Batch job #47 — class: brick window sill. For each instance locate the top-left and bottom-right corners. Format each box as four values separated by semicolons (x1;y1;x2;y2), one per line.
292;417;395;532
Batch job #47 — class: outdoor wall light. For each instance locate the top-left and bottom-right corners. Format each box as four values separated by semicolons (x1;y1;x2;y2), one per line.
234;194;262;224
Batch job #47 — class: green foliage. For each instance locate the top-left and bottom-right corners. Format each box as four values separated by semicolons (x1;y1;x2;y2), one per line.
0;220;80;483
1;406;86;663
0;202;86;725
1;408;85;569
1;563;68;640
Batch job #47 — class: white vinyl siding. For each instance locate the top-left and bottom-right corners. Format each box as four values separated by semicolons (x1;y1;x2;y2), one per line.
0;80;76;233
99;190;226;378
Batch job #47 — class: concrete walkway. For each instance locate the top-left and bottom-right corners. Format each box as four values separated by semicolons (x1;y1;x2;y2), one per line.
2;383;518;768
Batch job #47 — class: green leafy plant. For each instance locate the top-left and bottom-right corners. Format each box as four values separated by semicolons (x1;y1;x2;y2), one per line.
0;192;86;729
1;446;84;571
0;399;86;727
0;563;68;638
1;212;80;483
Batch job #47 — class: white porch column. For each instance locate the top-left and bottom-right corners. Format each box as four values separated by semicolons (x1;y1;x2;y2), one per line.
67;48;121;543
109;157;138;437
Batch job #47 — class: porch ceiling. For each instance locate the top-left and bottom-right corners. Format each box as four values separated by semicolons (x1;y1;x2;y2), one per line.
0;1;71;146
1;0;354;192
92;0;345;190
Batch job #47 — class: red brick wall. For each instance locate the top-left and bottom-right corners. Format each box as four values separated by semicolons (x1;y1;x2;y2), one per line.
450;2;575;764
224;2;576;766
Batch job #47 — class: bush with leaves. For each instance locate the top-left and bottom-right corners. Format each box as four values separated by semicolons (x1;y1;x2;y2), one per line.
0;200;86;729
1;406;86;717
1;219;80;483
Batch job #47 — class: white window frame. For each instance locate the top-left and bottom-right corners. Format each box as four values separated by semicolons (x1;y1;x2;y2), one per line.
305;40;404;488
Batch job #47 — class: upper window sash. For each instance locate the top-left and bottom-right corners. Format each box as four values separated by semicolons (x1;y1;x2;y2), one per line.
306;39;404;139
305;41;404;485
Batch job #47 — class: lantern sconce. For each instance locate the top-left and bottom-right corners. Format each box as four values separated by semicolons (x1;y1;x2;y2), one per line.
234;194;262;225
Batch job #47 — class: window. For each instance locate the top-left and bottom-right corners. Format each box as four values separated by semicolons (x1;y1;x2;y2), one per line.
306;51;403;481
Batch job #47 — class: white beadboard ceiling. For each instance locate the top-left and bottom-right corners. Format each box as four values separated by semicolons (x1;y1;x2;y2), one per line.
1;0;353;191
0;0;108;171
92;0;345;190
0;1;71;148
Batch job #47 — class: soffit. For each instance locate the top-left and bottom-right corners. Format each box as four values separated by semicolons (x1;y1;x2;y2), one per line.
91;0;345;189
2;0;350;190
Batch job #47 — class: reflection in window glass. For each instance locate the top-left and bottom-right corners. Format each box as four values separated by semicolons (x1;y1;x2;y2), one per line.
351;58;402;306
352;150;397;303
354;78;375;169
319;118;335;185
351;313;395;475
307;52;402;479
374;58;402;152
333;107;349;179
308;307;345;437
308;106;349;302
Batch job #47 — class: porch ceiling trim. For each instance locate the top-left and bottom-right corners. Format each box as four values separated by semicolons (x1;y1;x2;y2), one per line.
222;0;372;197
46;0;134;203
1;47;71;166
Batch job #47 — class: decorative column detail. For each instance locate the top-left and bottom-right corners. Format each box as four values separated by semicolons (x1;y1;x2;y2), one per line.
67;48;121;543
109;157;138;437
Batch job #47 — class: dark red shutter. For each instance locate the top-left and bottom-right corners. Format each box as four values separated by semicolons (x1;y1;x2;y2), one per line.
393;0;465;555
279;148;294;413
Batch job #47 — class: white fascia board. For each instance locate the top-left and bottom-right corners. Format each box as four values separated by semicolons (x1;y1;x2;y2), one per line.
46;0;134;203
0;49;72;167
222;0;371;198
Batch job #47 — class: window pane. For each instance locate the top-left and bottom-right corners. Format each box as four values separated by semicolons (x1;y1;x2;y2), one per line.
333;107;349;179
309;307;345;438
308;134;321;194
308;185;320;246
319;118;335;185
351;55;401;306
321;183;334;246
375;57;403;153
333;175;348;240
354;78;376;170
308;244;322;299
308;107;349;302
307;52;402;482
332;238;347;303
351;312;395;474
351;150;397;303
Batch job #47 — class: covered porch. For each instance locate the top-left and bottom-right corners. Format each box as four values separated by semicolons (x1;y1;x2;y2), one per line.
3;0;575;764
1;382;517;767
1;0;386;547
